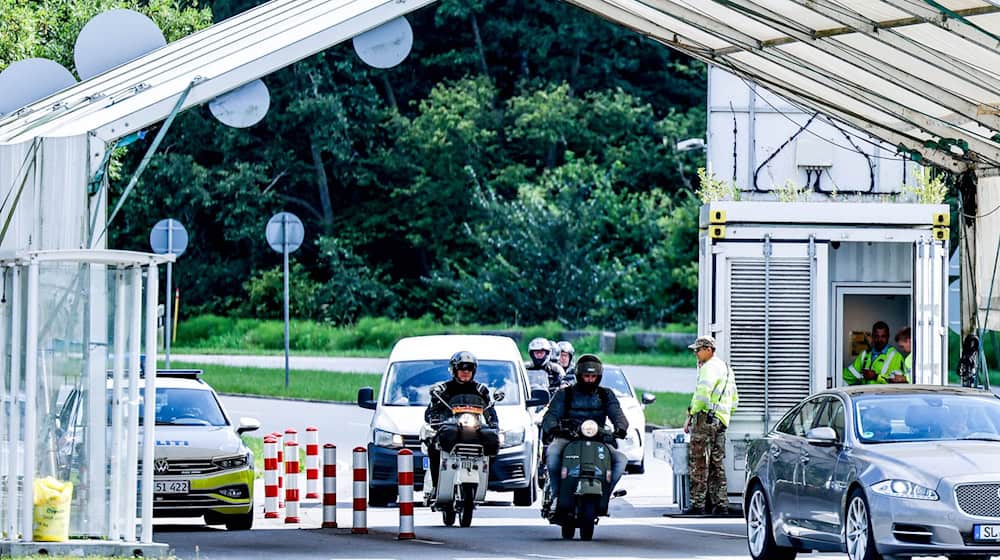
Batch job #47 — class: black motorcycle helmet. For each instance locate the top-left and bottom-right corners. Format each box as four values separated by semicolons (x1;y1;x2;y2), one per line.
449;350;478;383
574;354;603;392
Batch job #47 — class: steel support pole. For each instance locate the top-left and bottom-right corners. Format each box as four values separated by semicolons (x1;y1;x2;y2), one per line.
20;261;38;539
165;224;172;367
283;215;290;388
125;267;142;541
5;266;20;539
141;263;158;543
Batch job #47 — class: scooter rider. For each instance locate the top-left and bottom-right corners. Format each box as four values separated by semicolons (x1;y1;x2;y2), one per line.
540;354;628;514
526;337;565;392
424;351;500;494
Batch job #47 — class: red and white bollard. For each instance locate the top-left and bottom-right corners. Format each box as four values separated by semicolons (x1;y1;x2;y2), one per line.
352;446;368;534
305;426;320;499
322;443;337;528
263;437;280;519
397;449;415;540
284;440;301;523
284;427;298;444
273;432;284;507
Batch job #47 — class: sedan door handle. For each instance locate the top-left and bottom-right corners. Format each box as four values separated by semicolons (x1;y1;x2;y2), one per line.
799;454;810;464
770;446;781;458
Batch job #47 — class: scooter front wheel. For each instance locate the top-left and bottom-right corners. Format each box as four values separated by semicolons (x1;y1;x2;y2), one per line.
459;483;476;527
579;498;598;541
561;524;575;539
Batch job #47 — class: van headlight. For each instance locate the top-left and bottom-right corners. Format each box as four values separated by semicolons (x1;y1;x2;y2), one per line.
374;429;404;448
214;453;250;470
500;427;525;448
871;479;939;501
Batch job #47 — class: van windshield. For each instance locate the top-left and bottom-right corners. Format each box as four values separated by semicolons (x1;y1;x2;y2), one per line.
382;360;521;406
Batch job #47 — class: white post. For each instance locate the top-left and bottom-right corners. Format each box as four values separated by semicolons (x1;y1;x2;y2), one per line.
109;268;126;539
125;267;143;541
4;266;20;539
20;260;38;539
142;263;158;543
164;227;173;368
0;267;7;535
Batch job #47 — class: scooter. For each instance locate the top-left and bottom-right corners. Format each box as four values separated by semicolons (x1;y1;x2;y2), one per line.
421;393;495;527
544;418;625;541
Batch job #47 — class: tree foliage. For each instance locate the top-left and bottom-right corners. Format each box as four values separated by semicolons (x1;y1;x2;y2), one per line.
4;0;707;327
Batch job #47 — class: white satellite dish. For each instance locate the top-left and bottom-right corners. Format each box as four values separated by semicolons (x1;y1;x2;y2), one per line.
74;9;166;80
209;79;271;128
352;17;414;69
0;58;77;116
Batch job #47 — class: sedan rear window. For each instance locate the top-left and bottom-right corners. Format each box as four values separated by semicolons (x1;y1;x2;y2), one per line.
855;394;1000;443
382;360;520;406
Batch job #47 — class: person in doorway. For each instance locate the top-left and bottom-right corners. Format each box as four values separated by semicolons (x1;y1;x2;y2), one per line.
843;321;904;385
889;327;912;383
682;335;738;516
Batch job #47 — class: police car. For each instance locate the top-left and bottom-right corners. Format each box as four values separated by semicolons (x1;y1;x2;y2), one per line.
57;370;260;530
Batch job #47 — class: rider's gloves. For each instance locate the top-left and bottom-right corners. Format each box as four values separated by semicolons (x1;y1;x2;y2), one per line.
613;428;628;439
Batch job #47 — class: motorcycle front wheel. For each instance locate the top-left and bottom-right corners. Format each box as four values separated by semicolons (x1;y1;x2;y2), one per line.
459;483;476;527
560;524;575;539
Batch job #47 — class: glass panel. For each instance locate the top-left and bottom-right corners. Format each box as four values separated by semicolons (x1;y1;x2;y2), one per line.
855;394;1000;443
382;360;521;406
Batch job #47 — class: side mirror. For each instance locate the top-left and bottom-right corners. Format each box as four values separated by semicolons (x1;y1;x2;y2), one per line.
526;388;551;407
493;390;506;403
237;416;261;434
806;426;839;447
641;392;657;405
357;387;377;410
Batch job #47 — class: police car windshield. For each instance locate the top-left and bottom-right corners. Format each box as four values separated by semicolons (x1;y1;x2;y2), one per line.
600;368;634;399
119;388;228;426
382;360;520;406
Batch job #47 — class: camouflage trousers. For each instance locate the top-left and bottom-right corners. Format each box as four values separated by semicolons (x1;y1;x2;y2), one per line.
688;412;727;511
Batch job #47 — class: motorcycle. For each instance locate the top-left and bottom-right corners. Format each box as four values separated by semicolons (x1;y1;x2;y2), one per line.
421;393;498;527
543;418;625;541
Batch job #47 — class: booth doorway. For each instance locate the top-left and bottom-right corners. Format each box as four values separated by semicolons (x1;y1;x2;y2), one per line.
834;285;911;386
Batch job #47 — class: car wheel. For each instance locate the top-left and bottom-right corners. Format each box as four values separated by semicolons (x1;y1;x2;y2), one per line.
514;476;537;506
626;459;645;474
746;483;797;560
225;509;254;531
846;488;884;560
369;485;395;507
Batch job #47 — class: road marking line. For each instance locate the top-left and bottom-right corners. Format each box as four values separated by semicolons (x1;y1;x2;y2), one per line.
652;523;744;538
525;554;566;559
413;539;444;545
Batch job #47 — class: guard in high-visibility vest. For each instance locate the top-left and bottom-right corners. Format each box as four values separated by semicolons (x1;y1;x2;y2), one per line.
843;321;904;385
891;327;912;383
683;335;738;516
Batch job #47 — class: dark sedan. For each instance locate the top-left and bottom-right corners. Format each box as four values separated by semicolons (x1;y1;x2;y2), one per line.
744;385;1000;560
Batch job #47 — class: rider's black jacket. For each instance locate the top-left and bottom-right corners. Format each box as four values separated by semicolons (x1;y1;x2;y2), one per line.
541;384;628;439
424;379;499;428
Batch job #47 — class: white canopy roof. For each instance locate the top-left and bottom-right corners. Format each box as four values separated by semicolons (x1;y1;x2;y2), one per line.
565;0;1000;173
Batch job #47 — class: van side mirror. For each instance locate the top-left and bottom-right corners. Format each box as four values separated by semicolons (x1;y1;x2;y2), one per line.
526;388;550;407
237;416;260;434
493;391;506;403
641;392;656;405
357;387;377;410
806;426;839;447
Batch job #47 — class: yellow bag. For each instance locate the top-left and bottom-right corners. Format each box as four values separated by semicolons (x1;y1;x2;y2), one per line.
33;476;73;542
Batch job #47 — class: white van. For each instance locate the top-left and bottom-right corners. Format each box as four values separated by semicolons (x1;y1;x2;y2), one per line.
357;335;548;507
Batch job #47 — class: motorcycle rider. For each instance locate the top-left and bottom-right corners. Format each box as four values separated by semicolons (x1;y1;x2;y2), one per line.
424;351;500;496
557;340;576;379
540;354;628;515
526;337;565;392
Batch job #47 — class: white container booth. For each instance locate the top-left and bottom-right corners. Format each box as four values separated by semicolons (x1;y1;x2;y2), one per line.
0;250;168;554
696;201;949;502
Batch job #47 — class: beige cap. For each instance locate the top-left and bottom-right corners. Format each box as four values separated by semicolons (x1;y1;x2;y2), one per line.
687;335;717;350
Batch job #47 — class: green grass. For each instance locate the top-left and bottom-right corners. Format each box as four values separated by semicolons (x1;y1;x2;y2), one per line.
635;389;690;428
170;346;388;358
167;361;381;402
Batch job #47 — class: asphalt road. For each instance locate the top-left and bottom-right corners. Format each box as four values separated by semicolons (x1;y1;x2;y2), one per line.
150;397;966;560
170;354;697;393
